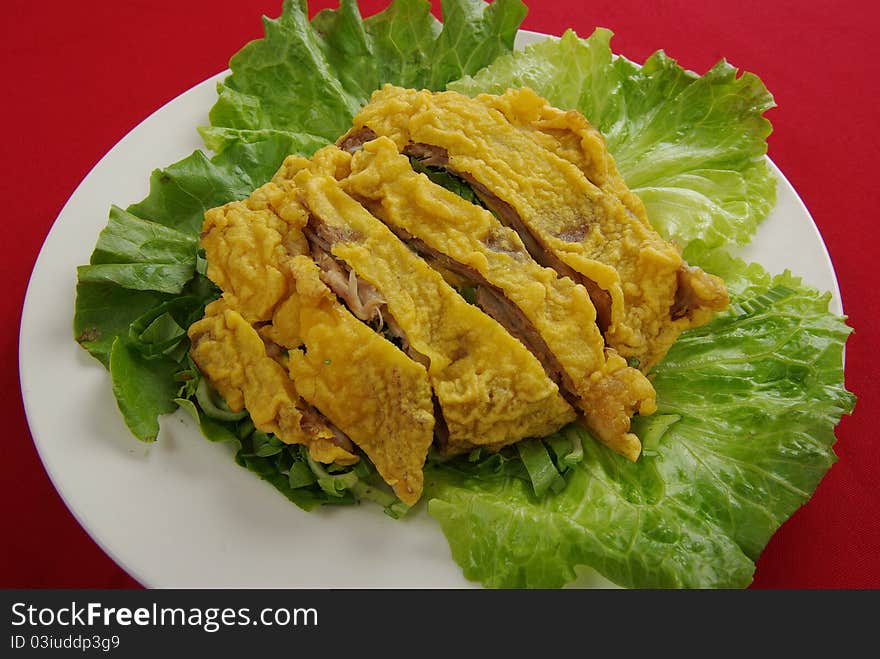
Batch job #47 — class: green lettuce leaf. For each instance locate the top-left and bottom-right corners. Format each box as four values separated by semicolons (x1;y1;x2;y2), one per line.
76;206;198;293
175;397;243;446
90;206;197;266
426;252;854;588
198;125;329;159
76;263;194;294
427;0;526;88
74;283;169;368
127;138;297;235
109;338;181;442
515;439;566;497
449;29;776;249
74;206;202;364
74;138;291;432
75;137;291;365
127;294;213;360
204;0;526;152
350;0;442;91
215;0;365;142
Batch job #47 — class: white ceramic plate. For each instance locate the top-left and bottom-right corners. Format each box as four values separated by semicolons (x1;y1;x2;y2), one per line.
19;31;841;588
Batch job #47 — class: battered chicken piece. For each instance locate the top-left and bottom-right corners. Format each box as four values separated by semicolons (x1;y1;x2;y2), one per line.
350;85;728;370
476;87;648;224
201;186;305;324
293;164;576;453
188;298;358;465
344;137;656;460
481;88;729;336
285;255;435;504
196;171;439;501
200;153;383;349
269;150;393;327
273;146;353;184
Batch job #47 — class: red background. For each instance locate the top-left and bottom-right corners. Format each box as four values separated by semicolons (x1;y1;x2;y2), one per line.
2;0;877;588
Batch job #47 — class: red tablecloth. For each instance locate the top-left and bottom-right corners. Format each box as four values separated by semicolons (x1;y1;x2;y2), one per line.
3;0;876;589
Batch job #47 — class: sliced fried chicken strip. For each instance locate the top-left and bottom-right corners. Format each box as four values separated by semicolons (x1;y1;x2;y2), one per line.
195;168;437;502
481;88;729;335
284;255;435;505
475;87;649;225
293;157;576;454
349;85;728;370
344;136;656;460
188;298;358;465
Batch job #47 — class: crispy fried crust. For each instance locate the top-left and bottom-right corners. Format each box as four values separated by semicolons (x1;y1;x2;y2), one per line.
194;163;437;500
351;85;728;370
192;85;730;474
294;162;576;453
285;255;434;505
344;136;655;459
188;299;358;465
476;88;649;225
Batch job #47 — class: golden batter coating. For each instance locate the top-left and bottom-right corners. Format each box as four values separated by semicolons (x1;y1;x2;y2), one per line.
351;85;728;370
475;87;648;225
191;84;731;487
481;88;729;347
285;255;435;505
294;165;576;453
195;169;437;501
201;202;293;324
344;136;655;460
188;299;357;465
